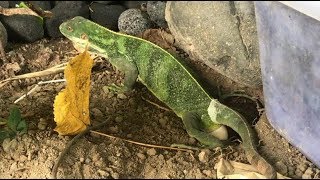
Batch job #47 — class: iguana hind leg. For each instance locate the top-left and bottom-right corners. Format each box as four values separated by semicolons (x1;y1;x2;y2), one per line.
106;57;138;93
179;112;229;148
208;100;276;179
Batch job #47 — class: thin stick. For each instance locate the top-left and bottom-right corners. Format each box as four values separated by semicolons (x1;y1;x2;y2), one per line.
0;64;66;89
14;84;40;104
0;66;65;83
0;81;9;88
14;79;66;104
24;1;53;18
90;130;194;153
38;79;66;85
141;96;171;112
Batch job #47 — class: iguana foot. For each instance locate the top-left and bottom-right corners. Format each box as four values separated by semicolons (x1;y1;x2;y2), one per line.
181;112;230;148
104;83;131;94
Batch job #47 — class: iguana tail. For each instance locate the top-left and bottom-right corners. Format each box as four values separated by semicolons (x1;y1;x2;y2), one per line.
208;100;276;179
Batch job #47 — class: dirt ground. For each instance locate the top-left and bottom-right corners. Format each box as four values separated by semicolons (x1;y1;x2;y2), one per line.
0;35;319;179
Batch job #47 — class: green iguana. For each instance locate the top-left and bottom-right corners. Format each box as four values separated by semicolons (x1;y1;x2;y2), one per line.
59;16;276;179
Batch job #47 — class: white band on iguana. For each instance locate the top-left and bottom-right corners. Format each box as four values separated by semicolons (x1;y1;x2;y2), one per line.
208;100;228;140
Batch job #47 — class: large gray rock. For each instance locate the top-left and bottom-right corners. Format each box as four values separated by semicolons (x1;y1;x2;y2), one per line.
0;1;9;8
0;15;44;42
165;1;261;88
45;1;89;38
90;3;126;31
0;21;7;48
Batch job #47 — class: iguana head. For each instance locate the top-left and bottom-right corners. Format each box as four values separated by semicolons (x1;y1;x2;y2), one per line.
59;16;111;56
59;16;90;47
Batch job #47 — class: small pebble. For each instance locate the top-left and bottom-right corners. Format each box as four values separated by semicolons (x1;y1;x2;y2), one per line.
158;112;164;118
2;138;12;153
275;161;288;175
232;152;239;157
202;170;213;177
105;107;111;114
92;153;100;162
111;172;119;179
136;106;143;113
304;167;314;175
98;169;109;177
298;163;308;172
128;98;136;106
80;157;85;163
302;167;315;179
10;162;17;171
183;169;188;174
159;117;167;127
95;159;104;167
37;119;48;130
2;138;18;153
92;108;104;118
115;116;123;123
137;152;146;160
146;148;157;156
102;86;110;94
295;169;303;177
19;155;28;162
109;126;119;133
188;137;197;145
27;152;32;161
85;158;91;164
117;93;127;99
198;150;209;163
302;173;312;179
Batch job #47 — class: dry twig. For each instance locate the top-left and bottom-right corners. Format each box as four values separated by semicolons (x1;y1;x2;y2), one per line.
0;63;67;89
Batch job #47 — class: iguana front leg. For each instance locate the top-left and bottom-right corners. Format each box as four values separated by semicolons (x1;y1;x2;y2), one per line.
106;56;138;93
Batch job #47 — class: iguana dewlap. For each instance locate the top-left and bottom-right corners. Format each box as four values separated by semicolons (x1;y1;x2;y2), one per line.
59;16;276;179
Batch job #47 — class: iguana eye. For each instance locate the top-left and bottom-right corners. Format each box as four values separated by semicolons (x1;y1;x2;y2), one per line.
81;33;88;40
67;26;73;32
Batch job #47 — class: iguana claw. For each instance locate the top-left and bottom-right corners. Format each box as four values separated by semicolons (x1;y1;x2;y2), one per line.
105;83;129;94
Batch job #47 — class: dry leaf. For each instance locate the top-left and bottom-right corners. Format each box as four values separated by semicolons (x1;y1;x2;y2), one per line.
0;2;52;18
0;6;40;17
53;45;93;135
139;29;176;54
214;158;291;179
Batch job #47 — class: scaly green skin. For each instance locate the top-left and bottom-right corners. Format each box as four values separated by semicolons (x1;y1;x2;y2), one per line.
59;16;276;179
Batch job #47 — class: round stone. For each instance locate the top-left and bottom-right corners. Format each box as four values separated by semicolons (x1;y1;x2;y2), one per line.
118;8;152;36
